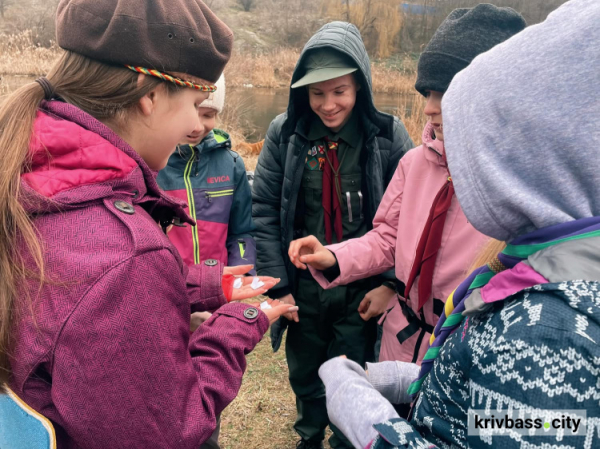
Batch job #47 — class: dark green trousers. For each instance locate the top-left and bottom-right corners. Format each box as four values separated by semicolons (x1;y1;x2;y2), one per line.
286;275;376;447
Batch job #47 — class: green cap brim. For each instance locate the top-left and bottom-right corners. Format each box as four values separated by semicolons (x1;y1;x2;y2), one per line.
291;67;358;89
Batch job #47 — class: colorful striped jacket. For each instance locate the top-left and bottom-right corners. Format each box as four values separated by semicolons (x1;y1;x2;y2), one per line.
158;129;256;271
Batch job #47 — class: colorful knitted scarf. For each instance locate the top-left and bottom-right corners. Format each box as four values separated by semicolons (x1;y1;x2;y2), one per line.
407;215;600;399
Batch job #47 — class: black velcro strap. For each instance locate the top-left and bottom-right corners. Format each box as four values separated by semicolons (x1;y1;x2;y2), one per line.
395;300;434;345
396;320;422;344
395;279;406;295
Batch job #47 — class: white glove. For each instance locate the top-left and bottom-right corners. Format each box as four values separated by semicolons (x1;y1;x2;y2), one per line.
366;361;420;404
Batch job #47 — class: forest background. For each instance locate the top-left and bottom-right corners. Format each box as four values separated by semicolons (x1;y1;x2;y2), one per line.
0;1;568;447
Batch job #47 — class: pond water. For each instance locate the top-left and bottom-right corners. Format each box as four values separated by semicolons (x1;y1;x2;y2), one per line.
227;87;419;141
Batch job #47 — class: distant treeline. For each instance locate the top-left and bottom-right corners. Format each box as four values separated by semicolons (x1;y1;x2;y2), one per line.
0;0;570;59
325;0;570;56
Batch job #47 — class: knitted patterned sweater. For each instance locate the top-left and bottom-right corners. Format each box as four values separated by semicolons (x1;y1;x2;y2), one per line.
320;238;600;448
373;279;600;448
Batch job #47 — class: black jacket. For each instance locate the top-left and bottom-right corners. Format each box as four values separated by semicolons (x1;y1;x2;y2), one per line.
252;21;413;298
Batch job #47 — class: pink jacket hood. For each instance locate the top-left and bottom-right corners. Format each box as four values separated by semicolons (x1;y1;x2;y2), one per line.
421;121;445;163
21;100;193;228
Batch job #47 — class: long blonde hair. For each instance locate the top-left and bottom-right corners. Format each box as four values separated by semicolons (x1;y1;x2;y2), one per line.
0;51;181;385
468;239;507;275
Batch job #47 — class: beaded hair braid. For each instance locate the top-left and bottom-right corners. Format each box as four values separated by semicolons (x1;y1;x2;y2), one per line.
125;65;217;92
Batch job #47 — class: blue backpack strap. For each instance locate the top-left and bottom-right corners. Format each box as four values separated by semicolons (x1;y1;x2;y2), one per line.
0;385;56;449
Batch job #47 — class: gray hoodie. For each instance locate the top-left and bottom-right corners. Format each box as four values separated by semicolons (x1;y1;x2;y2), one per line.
443;0;600;242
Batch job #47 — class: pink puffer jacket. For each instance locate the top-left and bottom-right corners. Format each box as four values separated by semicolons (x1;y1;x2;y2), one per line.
312;123;488;364
9;100;268;449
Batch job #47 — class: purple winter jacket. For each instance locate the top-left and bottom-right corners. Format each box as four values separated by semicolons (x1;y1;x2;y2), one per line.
9;100;269;448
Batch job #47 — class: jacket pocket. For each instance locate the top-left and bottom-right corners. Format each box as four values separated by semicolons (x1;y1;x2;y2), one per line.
196;188;234;221
205;188;234;202
301;171;323;216
193;188;235;262
340;174;363;223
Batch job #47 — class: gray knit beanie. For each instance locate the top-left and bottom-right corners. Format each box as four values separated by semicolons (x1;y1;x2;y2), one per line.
415;3;526;97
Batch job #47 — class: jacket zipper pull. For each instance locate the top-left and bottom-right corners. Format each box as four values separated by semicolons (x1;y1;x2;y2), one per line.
205;192;212;203
193;150;200;177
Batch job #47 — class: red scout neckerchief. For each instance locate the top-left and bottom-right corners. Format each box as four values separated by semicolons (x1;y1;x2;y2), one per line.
404;151;455;311
323;138;344;244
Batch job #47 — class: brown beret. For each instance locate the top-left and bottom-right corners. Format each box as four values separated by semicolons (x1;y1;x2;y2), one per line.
56;0;233;83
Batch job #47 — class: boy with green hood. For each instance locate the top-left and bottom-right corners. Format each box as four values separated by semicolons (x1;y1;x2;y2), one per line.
252;22;413;448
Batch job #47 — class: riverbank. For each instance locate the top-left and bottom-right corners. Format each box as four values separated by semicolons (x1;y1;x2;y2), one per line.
0;30;427;169
0;31;418;94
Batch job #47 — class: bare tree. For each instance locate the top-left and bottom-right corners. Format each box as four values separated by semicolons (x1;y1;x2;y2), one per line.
325;0;403;58
238;0;255;12
0;0;13;19
261;0;324;48
397;0;570;52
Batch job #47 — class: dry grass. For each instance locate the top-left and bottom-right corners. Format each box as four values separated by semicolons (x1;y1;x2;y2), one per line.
219;330;301;449
396;94;427;147
371;64;416;95
225;48;299;89
220;299;334;448
0;30;60;76
0;76;10;97
225;48;417;95
234;142;261;172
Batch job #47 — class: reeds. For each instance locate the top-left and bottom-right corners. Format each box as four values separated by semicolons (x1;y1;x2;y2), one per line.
395;93;427;147
0;30;60;76
226;48;417;95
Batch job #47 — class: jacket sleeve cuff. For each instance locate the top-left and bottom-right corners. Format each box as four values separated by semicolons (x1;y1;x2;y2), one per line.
266;285;291;300
308;249;343;289
366;361;420;405
322;256;341;282
209;302;270;336
378;268;397;282
188;260;228;312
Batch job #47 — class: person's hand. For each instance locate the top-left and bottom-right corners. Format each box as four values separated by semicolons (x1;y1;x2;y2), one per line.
277;293;299;322
223;265;280;301
358;284;396;321
190;311;212;332
223;265;256;276
250;299;299;325
288;235;336;270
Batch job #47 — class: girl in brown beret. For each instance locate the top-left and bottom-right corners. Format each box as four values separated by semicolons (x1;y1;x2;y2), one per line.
0;1;297;448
